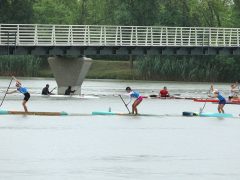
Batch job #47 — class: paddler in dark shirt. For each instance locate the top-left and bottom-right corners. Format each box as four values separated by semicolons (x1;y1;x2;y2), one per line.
42;84;54;95
65;86;76;95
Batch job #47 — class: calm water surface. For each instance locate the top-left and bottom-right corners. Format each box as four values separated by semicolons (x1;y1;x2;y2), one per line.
0;78;240;180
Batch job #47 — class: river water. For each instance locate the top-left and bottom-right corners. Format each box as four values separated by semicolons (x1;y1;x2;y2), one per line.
0;78;240;180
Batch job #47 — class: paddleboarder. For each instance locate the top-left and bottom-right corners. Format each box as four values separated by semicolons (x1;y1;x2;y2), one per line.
125;87;143;115
7;76;30;112
210;85;226;113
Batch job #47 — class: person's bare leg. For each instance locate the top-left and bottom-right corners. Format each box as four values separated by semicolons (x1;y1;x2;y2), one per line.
22;100;28;112
134;105;138;115
220;104;225;113
217;105;221;113
133;100;141;115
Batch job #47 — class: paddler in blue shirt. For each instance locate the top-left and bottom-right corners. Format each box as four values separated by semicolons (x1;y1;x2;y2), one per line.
210;84;226;113
7;76;30;112
126;87;143;115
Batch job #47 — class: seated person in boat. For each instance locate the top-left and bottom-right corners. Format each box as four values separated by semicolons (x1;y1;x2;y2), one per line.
228;83;239;100
42;84;54;95
65;86;76;95
159;86;170;97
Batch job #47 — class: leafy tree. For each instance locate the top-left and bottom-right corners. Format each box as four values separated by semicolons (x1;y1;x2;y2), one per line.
232;0;240;27
33;0;79;24
197;0;232;27
0;0;34;23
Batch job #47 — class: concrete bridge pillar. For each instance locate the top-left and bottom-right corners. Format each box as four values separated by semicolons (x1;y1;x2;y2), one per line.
48;56;92;95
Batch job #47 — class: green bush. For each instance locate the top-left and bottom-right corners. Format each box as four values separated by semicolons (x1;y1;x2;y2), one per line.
0;55;41;77
136;56;240;82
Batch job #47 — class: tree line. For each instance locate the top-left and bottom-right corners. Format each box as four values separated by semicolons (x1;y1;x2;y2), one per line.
0;0;240;81
1;0;239;27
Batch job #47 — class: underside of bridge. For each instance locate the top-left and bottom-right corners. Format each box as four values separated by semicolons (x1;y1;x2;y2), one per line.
1;46;240;56
48;56;92;95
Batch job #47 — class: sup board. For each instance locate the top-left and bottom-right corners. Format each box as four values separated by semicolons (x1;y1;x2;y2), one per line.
0;110;68;116
199;113;233;118
92;111;161;117
182;111;233;118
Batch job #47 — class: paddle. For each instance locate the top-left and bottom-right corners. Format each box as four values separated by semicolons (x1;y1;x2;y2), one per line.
0;77;13;108
119;95;131;114
50;87;56;93
200;88;211;114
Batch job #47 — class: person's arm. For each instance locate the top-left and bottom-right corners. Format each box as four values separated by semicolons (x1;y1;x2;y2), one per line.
167;90;170;96
208;84;215;98
232;83;239;93
7;89;17;94
126;92;132;105
210;84;214;92
12;76;21;85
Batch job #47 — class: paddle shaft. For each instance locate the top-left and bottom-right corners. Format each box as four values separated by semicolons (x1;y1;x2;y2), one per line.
200;89;211;113
119;95;131;114
50;87;56;93
0;77;13;107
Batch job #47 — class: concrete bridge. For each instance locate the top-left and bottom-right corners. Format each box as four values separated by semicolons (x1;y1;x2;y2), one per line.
1;24;240;56
0;24;240;93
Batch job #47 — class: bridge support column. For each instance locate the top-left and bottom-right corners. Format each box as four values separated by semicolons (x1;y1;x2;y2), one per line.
48;56;92;95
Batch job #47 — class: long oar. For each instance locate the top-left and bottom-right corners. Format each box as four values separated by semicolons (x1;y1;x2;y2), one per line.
0;77;13;108
119;95;131;114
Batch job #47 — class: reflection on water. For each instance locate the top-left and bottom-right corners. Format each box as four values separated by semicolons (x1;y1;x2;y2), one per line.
0;78;240;180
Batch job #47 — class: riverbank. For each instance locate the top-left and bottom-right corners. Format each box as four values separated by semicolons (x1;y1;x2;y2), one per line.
39;60;138;80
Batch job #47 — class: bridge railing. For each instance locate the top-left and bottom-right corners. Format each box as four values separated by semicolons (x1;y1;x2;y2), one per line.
0;24;239;47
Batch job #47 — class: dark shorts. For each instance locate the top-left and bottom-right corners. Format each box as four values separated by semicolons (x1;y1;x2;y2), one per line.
219;99;226;105
23;92;30;101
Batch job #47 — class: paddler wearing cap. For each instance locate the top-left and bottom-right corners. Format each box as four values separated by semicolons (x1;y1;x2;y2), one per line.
209;84;226;113
7;76;30;112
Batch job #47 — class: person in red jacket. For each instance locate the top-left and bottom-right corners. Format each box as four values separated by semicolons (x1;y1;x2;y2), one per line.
159;86;170;97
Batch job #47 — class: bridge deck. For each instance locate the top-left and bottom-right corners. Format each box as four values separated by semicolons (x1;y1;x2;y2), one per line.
0;24;239;55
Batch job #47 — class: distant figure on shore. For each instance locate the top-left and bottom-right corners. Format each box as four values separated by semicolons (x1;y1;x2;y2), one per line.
7;76;30;112
42;84;54;95
65;86;76;95
229;82;239;100
159;86;170;97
